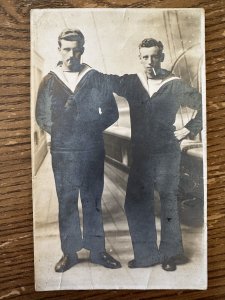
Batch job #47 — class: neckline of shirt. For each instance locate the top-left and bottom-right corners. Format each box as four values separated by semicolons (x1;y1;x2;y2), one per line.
52;64;92;92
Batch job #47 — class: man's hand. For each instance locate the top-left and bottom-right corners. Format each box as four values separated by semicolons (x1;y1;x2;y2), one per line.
174;127;190;141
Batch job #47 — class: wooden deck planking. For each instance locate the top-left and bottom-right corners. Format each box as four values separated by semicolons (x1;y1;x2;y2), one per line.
33;152;206;290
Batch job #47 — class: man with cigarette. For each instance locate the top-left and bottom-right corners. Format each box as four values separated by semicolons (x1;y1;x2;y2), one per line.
106;38;202;271
35;29;121;272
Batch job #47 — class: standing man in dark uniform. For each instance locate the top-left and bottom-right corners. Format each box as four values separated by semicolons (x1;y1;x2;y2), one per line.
35;29;121;272
105;38;202;271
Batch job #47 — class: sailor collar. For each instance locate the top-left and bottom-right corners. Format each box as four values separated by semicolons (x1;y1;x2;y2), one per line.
51;64;92;93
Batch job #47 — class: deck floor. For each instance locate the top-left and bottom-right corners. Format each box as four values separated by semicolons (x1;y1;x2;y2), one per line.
33;151;206;290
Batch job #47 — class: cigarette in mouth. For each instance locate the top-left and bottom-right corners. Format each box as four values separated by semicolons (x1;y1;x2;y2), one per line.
152;68;156;76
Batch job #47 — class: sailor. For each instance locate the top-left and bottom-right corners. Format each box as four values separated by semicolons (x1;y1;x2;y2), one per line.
36;28;121;272
106;38;202;271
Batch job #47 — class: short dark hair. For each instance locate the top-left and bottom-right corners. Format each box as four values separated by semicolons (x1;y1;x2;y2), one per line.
139;38;164;54
58;28;85;48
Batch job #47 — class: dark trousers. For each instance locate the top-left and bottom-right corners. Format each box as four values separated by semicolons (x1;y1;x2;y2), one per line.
125;150;184;264
51;148;105;256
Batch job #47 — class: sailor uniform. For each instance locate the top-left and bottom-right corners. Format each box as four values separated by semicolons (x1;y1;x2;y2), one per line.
36;65;119;256
105;70;202;264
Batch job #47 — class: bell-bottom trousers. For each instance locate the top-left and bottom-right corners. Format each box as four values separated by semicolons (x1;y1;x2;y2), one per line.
125;150;184;264
51;147;105;256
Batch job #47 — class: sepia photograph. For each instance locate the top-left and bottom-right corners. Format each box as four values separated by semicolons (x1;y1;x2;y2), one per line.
31;8;206;290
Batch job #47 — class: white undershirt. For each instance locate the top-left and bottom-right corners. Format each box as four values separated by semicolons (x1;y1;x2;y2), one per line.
147;78;163;97
63;71;79;91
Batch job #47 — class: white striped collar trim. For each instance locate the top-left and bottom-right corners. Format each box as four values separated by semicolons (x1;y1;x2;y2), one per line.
51;64;92;93
137;72;181;96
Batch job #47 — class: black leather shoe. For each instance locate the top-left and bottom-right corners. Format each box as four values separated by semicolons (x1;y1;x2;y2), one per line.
55;254;78;273
90;251;121;269
128;259;159;268
162;257;176;271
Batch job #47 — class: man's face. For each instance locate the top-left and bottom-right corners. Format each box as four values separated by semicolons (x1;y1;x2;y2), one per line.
58;39;83;71
139;46;163;78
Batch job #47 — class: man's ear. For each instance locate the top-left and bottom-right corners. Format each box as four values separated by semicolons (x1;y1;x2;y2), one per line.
160;53;165;62
80;46;84;55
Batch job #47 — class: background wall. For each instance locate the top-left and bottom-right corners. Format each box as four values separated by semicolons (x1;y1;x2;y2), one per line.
31;9;202;76
0;0;225;299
